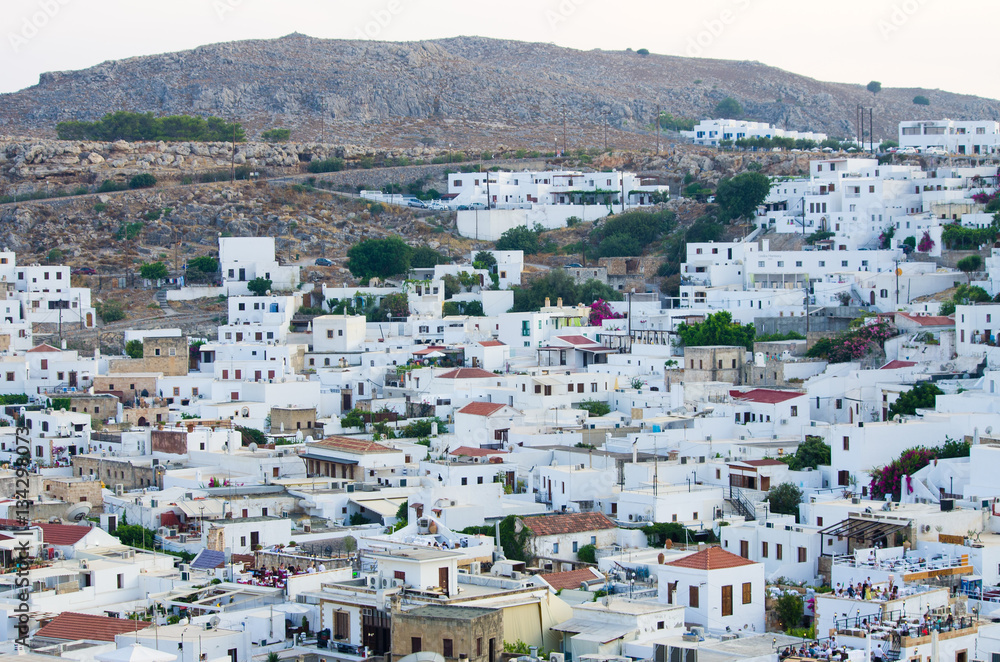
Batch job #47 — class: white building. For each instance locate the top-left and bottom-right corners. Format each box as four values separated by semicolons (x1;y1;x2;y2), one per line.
899;119;1000;155
219;237;299;295
682;119;827;147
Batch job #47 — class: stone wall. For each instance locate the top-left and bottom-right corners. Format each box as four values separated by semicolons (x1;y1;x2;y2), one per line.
390;607;503;662
42;477;103;507
109;336;188;377
151;429;187;455
71;456;157;490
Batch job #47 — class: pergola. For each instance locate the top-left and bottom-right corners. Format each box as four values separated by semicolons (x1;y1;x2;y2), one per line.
818;517;909;556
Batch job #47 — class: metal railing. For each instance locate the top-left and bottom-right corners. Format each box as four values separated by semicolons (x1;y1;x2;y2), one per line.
727;486;757;521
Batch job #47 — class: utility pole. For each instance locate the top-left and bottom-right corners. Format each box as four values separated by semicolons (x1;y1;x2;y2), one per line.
231;122;237;185
870;108;875;153
655;105;661;155
562;106;568;157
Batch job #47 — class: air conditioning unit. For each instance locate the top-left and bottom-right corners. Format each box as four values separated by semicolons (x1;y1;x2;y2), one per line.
381;577;390;588
550;654;566;662
391;578;403;588
851;497;861;505
469;562;481;575
780;419;788;425
368;575;378;588
179;534;188;543
115;484;124;496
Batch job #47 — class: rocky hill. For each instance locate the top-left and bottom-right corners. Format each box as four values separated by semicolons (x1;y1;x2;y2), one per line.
2;35;998;146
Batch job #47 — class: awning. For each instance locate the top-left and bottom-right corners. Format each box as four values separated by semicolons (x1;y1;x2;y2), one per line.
174;499;227;518
578;347;616;353
532;376;563;386
159;511;180;527
351;497;406;518
551;617;633;643
818;517;908;542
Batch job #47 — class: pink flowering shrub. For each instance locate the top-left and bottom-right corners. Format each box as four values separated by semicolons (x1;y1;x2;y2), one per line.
810;319;897;363
917;230;935;253
589;299;625;326
869;447;937;500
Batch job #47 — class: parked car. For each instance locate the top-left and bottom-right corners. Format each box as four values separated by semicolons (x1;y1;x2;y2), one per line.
314;258;333;266
407;199;427;208
72;267;96;275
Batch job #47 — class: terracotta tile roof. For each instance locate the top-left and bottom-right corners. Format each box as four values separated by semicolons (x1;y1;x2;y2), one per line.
311;436;395;454
521;512;617;537
665;546;757;570
555;335;601;347
450;446;508;457
897;313;954;327
438;368;497;379
457;402;506;417
538;567;604;590
35;612;150;642
27;343;61;353
413;345;447;356
729;389;804;404
881;360;917;370
479;340;505;347
37;522;92;546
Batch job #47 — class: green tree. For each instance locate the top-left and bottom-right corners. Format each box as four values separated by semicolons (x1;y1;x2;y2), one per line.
139;262;169;280
510;271;621;313
474;251;497;271
913;95;931;106
675;311;756;350
589;209;675;257
96;300;126;323
636;48;650;56
347;237;413;281
496;226;541;254
714;97;744;119
128;173;157;190
410;245;450;268
247;277;272;296
714;172;772;222
867;81;882;96
124;340;144;359
888;381;943;418
46;249;64;264
261;128;291;142
187;256;219;273
775;593;804;631
577;400;611;417
957;255;983;284
368;292;409;321
766;483;803;519
577;544;597;564
780;437;830;471
939;284;991;316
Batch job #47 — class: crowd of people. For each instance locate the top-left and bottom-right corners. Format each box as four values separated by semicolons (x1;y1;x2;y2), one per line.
237;561;329;588
778;639;851;661
833;578;900;601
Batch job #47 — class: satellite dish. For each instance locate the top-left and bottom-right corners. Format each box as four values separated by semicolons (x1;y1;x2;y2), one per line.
987;427;993;435
67;503;91;521
209;616;221;628
249;443;258;453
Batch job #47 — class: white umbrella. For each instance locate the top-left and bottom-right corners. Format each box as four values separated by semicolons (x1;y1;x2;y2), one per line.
274;603;311;616
96;644;177;662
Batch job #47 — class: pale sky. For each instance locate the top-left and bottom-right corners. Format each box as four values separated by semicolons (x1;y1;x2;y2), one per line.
4;0;998;100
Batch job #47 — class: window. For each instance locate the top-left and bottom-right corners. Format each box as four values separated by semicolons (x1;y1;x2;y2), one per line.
411;638;422;654
721;585;733;616
838;470;850;486
843;436;850;451
740;540;749;558
477;476;483;484
841;260;849;267
742;582;752;604
762;542;768;558
798;547;807;563
790;405;797;416
117;573;124;589
776;544;783;560
835;399;843;410
443;639;453;658
817;517;823;526
476;638;483;657
553;542;559;553
461;477;468;486
335;611;350;639
689;585;699;608
572;541;578;552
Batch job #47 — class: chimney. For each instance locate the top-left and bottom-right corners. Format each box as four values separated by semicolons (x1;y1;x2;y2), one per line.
556;297;563;307
544;297;550;307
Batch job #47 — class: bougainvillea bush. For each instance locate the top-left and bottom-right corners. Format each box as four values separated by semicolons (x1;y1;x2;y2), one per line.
869;447;937;500
806;319;897;363
917;230;935;253
589;299;625;326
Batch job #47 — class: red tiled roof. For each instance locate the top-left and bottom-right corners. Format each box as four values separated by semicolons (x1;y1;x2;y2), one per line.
741;459;787;467
729;389;804;404
457;402;506;417
35;612;150;642
27;343;61;353
539;567;604;590
881;360;917;370
521;512;616;537
312;436;395;454
37;522;92;546
438;368;496;379
555;335;601;347
413;345;447;356
450;446;508;457
479;340;505;347
897;313;954;327
665;546;757;570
